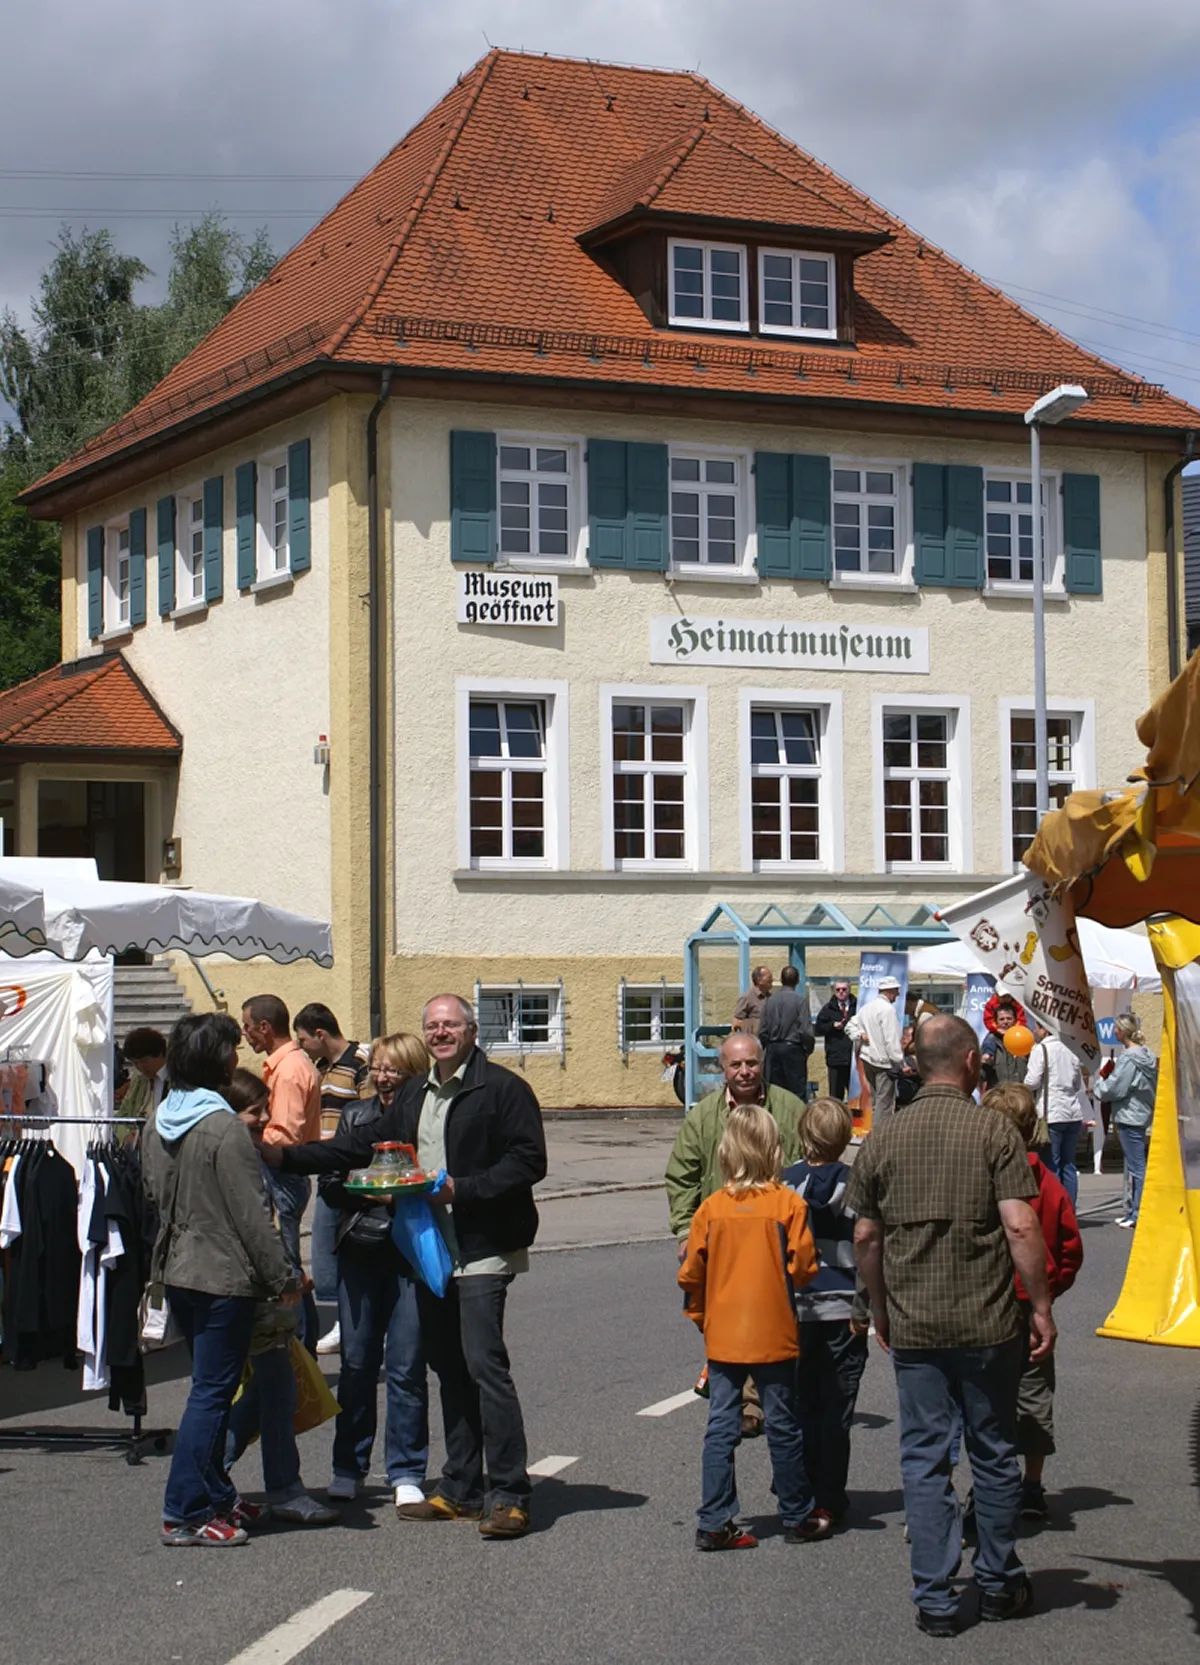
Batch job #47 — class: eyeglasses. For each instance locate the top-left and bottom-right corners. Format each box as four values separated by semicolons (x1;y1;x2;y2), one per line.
422;1022;469;1036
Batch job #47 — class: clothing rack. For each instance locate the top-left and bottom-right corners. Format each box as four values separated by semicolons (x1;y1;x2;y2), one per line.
0;1113;172;1465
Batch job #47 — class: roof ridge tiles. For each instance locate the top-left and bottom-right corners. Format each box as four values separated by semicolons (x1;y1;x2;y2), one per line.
640;126;706;208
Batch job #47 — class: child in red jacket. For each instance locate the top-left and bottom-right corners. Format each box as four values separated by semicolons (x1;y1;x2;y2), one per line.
982;1084;1082;1520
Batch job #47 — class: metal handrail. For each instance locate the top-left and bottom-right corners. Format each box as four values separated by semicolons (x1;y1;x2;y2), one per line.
186;953;227;1012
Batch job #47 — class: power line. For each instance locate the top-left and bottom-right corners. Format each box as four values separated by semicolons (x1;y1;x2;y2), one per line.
0;207;321;219
0;168;358;182
988;275;1200;350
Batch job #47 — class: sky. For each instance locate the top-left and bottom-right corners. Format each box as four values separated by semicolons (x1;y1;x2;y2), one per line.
3;0;1200;425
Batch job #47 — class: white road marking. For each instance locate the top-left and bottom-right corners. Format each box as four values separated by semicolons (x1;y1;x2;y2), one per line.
637;1388;703;1418
225;1590;372;1665
528;1454;580;1479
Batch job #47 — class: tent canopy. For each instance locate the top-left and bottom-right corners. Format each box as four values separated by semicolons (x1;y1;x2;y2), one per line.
911;915;1161;992
0;858;332;967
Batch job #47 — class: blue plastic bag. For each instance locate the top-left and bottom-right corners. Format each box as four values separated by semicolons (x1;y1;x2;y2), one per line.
390;1172;453;1297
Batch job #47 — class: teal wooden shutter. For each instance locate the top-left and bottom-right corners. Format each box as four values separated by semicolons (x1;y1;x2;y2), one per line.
794;454;831;580
1062;473;1101;594
157;496;176;616
128;506;147;626
450;430;497;563
288;439;311;574
946;465;983;587
913;464;950;584
587;440;629;567
755;452;794;577
203;475;224;602
627;442;669;571
86;526;104;638
236;462;257;591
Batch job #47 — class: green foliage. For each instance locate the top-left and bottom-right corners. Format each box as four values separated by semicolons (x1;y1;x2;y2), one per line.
0;214;275;689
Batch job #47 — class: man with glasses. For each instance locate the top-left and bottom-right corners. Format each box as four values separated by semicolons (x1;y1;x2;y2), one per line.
815;979;858;1101
265;993;546;1539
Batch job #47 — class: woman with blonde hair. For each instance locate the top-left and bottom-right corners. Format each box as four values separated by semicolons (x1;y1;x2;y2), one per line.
679;1105;821;1550
1094;1014;1158;1228
318;1031;432;1503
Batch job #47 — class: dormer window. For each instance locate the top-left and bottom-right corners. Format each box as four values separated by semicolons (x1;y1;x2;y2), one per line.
759;249;836;338
668;239;748;332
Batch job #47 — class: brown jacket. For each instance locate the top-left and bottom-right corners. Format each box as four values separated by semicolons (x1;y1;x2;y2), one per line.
679;1182;818;1363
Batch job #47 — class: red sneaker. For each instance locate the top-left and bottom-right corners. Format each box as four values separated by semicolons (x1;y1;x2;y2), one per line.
162;1517;248;1547
227;1497;269;1531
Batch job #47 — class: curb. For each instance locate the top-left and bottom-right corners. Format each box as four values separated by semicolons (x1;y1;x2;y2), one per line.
537;1181;666;1201
531;1234;674;1254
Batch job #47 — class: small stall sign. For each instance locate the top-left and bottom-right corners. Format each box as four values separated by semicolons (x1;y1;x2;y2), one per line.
458;572;559;628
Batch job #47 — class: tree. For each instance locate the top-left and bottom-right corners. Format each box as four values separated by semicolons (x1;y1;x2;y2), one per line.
0;214;275;689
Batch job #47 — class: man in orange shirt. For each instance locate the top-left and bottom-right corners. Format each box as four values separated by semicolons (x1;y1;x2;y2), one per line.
242;994;322;1348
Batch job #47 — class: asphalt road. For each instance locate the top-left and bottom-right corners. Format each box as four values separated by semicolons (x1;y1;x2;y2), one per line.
0;1199;1196;1665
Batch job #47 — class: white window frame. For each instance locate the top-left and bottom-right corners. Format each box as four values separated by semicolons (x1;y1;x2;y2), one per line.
619;982;687;1050
496;432;587;570
983;469;1065;597
175;486;207;613
256;450;290;583
600;684;709;872
103;518;132;637
476;984;563;1054
455;678;570;871
738;688;844;874
668;444;756;579
667;238;749;332
998;698;1095;872
829;457;914;589
757;247;837;339
872;694;973;875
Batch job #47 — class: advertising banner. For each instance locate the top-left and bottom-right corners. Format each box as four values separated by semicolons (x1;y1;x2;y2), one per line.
963;971;995;1045
849;950;909;1105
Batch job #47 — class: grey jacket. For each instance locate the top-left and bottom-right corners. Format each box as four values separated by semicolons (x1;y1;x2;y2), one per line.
143;1107;293;1299
1094;1044;1158;1128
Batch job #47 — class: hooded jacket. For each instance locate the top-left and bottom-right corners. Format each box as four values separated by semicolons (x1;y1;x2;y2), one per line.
1093;1044;1158;1128
1018;1154;1083;1303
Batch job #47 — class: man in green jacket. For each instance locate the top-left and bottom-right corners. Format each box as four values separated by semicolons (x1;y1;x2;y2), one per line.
664;1032;806;1435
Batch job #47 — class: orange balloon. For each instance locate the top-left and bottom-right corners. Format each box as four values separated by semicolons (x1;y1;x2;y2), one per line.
1003;1024;1035;1057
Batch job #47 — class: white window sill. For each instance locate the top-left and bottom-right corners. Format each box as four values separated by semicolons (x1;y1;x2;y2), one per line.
611;861;695;874
484;1044;561;1056
884;863;961;876
759;325;838;342
751;863;833;876
983;584;1069;605
469;861;559;874
251;571;293;595
669;566;759;585
668;316;750;333
497;558;588;576
830;574;918;594
170;600;208;620
98;625;133;645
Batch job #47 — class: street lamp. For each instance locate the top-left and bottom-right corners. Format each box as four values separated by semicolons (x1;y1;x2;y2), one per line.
1024;383;1089;818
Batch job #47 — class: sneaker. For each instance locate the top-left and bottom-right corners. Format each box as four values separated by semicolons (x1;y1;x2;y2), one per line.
695;1522;758;1551
316;1323;341;1355
162;1517;248;1548
326;1474;361;1501
980;1573;1034;1622
916;1610;961;1640
782;1509;834;1544
1114;1217;1135;1229
394;1483;425;1508
396;1493;483;1523
1020;1481;1049;1520
478;1504;531;1539
227;1497;269;1531
269;1491;339;1526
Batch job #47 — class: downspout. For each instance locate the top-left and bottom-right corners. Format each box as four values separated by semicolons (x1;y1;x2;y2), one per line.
367;368;394;1040
1164;431;1197;682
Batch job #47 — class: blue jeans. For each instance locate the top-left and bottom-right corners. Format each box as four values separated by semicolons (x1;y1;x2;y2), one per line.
1047;1121;1083;1205
310;1196;340;1304
699;1360;812;1532
224;1344;301;1500
892;1337;1025;1614
163;1290;256;1525
334;1250;428;1487
1117;1124;1148;1222
265;1167;319;1350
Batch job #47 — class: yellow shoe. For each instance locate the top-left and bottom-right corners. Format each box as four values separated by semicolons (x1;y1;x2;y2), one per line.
396;1493;483;1523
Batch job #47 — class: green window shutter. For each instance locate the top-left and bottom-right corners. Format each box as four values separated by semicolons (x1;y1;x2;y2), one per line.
793;453;831;580
913;464;948;584
128;506;147;626
450;430;497;563
946;464;983;587
627;441;669;571
236;462;257;591
288;439;311;574
86;526;104;638
587;439;629;567
754;452;794;577
157;496;176;616
1062;473;1102;594
203;475;224;603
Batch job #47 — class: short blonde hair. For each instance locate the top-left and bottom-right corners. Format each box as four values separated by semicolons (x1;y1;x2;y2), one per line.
718;1105;782;1193
369;1032;431;1080
802;1097;853;1163
981;1082;1037;1148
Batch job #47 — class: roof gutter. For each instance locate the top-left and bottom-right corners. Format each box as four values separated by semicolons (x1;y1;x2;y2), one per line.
1165;432;1197;680
367;368;394;1040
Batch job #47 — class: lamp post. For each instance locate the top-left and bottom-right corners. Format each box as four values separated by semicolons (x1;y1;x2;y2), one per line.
1023;383;1089;818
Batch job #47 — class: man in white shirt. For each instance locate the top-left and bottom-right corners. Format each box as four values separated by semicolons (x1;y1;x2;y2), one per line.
856;977;906;1121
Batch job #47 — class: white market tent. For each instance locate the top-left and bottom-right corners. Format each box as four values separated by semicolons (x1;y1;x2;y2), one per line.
910;915;1161;992
0;953;114;1174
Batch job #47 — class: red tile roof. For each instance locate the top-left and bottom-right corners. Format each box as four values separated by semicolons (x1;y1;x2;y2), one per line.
0;654;182;756
25;50;1200;504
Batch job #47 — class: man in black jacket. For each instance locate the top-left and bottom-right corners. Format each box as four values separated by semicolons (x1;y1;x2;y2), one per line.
815;979;857;1101
266;992;546;1539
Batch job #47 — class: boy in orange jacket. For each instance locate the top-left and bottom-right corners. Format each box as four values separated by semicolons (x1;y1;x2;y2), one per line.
679;1104;821;1550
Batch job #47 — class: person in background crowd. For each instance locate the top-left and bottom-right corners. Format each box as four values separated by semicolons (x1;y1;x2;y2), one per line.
981;1083;1082;1524
905;991;940;1030
731;966;773;1036
319;1033;431;1509
815;979;857;1101
143;1014;298;1548
241;994;322;1350
665;1032;805;1437
854;976;906;1120
220;1069;339;1527
266;994;546;1539
896;1024;922;1108
758;965;814;1101
981;998;1028;1091
121;1028;169;1119
293;1003;371;1357
679;1104;821;1550
848;1014;1054;1636
1093;1014;1158;1229
983;992;1027;1034
1024;1024;1091;1206
782;1097;870;1530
